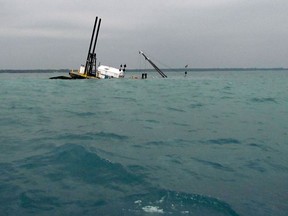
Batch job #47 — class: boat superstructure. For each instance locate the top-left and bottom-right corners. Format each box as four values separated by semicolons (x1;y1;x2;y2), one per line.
49;16;125;80
69;16;126;79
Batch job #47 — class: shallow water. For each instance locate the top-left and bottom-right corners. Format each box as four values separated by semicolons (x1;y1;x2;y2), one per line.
0;70;287;215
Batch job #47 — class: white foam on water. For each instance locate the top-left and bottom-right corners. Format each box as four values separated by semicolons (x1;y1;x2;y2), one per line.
158;196;165;203
134;200;142;204
142;206;164;214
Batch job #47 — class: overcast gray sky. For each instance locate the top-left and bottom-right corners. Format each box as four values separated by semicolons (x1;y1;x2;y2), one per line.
1;0;288;69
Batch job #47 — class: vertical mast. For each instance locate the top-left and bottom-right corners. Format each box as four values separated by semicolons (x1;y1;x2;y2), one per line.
84;17;98;75
89;18;101;75
84;17;101;76
92;18;101;55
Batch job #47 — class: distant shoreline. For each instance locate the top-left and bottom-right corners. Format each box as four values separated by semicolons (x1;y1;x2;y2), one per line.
0;69;70;73
0;68;287;73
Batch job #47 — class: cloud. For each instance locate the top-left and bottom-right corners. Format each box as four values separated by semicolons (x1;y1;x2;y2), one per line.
0;0;288;69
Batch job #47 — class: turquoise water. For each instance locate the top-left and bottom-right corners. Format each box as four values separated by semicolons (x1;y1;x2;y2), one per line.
0;70;287;215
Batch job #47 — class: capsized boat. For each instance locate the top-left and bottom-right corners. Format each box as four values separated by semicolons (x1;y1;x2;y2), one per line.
50;16;125;80
69;64;126;79
69;16;126;79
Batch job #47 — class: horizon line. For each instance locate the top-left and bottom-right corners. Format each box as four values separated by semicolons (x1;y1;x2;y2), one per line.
1;67;288;72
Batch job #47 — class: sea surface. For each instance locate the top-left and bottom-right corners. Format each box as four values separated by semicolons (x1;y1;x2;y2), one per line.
0;70;287;216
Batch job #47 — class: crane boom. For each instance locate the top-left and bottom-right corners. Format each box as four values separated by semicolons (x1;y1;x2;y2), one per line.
139;51;167;78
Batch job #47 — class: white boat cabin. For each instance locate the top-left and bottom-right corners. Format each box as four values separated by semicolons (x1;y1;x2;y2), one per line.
96;65;125;79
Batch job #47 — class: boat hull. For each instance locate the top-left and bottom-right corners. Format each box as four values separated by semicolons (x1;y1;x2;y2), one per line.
69;65;124;79
69;71;98;79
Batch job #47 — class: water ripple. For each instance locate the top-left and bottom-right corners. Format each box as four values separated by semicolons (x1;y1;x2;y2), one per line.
0;144;239;215
250;97;278;104
205;138;241;145
191;157;234;172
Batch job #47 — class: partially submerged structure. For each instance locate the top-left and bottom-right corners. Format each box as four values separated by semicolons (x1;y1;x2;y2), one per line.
50;17;125;80
139;51;167;78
